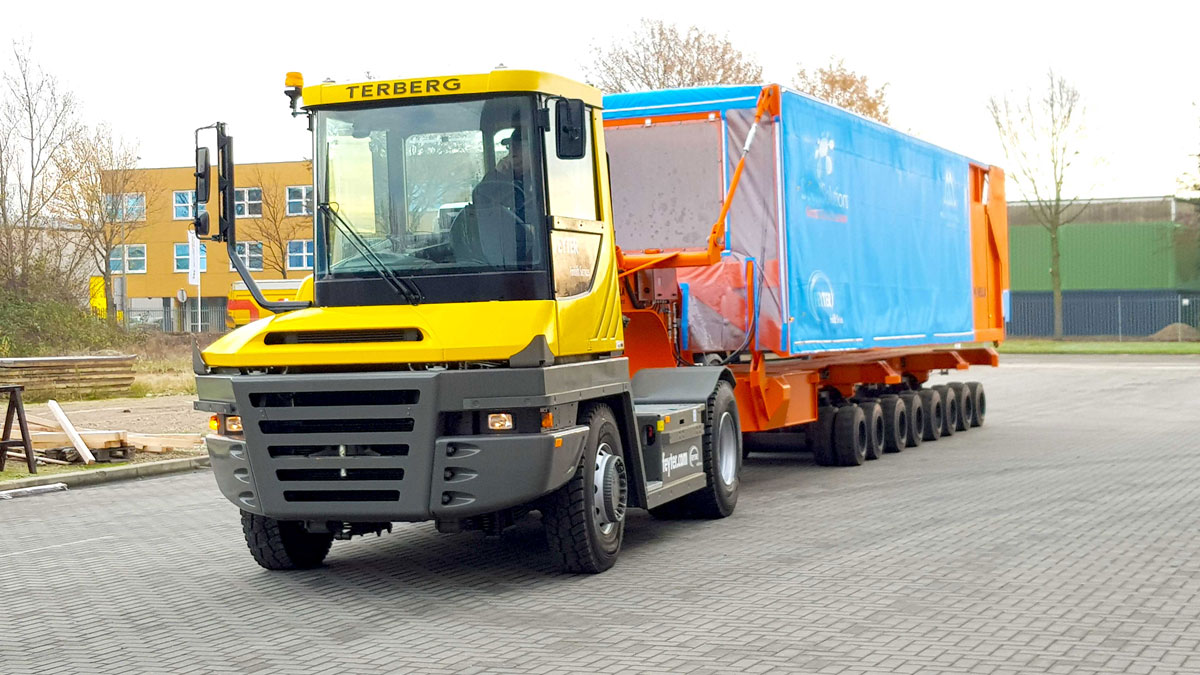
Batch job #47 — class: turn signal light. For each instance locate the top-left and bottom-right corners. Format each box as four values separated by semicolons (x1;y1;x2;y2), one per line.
226;416;243;433
209;415;219;432
487;413;513;430
541;411;554;429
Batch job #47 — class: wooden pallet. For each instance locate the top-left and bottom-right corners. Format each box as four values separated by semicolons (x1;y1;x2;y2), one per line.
0;355;137;398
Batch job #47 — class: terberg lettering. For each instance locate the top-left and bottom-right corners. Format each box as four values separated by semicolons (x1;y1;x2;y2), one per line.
345;78;462;99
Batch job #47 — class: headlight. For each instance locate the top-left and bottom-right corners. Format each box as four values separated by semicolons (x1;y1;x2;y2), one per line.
487;413;513;430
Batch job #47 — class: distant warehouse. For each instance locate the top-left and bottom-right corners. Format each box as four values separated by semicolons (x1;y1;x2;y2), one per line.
1007;196;1200;338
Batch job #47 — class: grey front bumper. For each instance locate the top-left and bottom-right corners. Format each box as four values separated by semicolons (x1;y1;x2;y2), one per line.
207;426;586;522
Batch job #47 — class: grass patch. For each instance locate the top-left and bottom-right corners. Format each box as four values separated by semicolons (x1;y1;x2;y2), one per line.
1000;340;1200;355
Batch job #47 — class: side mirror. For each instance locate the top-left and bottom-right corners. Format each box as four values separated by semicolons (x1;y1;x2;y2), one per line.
194;147;211;237
555;98;586;160
194;147;210;202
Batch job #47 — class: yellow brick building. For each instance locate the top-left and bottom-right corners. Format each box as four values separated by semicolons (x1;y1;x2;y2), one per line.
105;160;313;330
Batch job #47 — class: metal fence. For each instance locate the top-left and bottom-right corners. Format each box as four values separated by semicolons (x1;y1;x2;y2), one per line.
119;300;227;333
1007;291;1200;339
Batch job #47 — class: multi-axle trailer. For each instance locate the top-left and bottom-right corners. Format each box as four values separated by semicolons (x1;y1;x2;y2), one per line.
193;70;1008;573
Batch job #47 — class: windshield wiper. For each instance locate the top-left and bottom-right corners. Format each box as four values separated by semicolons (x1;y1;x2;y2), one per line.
318;202;424;305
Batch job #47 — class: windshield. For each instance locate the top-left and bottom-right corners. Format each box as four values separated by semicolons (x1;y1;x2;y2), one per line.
315;96;544;279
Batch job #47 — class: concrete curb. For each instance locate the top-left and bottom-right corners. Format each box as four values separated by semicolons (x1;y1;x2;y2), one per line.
0;456;210;492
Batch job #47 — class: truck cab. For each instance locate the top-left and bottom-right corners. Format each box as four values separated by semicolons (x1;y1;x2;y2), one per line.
194;70;742;574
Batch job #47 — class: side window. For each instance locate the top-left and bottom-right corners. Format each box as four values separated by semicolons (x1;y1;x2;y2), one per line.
543;103;598;221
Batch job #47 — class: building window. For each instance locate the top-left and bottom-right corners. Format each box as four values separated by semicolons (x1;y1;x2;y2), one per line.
109;244;147;273
234;188;262;217
231;241;264;271
287;239;314;270
287;186;314;216
104;193;146;221
173;242;208;272
173;190;207;220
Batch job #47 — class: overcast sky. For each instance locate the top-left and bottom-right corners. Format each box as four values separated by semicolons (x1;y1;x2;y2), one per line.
3;1;1196;200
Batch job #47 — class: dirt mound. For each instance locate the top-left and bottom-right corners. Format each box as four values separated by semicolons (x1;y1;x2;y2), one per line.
1148;322;1200;342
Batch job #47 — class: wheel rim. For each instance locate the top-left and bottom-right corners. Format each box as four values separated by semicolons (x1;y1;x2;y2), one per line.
717;411;738;485
592;442;627;536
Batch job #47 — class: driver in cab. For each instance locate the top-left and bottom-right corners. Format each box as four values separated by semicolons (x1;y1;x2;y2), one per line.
450;127;533;266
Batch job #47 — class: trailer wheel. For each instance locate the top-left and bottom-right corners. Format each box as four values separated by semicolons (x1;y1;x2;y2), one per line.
241;511;334;570
833;405;867;466
857;400;885;460
543;402;626;573
810;405;838;466
917;389;942;441
673;380;741;519
948;382;972;431
898;392;923;448
966;382;986;427
879;396;907;453
931;385;957;438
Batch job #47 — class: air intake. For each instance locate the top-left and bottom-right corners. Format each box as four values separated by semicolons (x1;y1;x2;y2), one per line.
264;328;422;345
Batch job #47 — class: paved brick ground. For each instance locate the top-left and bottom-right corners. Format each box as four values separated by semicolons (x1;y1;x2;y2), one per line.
3;354;1200;674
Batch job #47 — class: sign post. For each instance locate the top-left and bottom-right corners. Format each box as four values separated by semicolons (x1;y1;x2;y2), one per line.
187;230;201;331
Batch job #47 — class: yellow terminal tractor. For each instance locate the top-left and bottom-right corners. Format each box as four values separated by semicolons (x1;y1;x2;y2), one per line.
192;70;743;573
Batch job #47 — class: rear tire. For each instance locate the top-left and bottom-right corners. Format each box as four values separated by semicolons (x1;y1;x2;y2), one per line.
857;400;885;460
948;382;972;431
676;381;741;519
966;382;986;427
543;403;626;573
241;511;334;570
810;405;838;466
898;392;923;448
879;395;907;453
917;389;942;441
931;385;957;438
833;405;867;466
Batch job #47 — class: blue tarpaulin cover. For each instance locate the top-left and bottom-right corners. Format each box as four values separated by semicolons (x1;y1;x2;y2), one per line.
604;85;983;355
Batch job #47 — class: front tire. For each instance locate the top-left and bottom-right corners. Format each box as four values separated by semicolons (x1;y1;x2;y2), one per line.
543;403;626;574
241;511;334;570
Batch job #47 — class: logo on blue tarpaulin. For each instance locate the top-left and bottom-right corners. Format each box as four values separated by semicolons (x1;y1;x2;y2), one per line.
807;271;843;325
802;132;849;223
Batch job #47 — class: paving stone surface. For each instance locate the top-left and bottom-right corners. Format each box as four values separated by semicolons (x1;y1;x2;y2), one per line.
2;354;1200;674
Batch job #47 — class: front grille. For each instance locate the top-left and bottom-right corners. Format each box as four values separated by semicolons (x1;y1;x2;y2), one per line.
268;444;409;458
277;468;405;481
259;418;415;434
251;390;419;407
264;328;422;345
234;375;438;514
284;490;400;502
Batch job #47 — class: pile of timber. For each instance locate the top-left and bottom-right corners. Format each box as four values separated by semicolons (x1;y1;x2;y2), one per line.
4;399;205;467
0;355;137;398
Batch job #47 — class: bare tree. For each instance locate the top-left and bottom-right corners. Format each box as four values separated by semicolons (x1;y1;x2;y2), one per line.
54;124;155;323
989;70;1088;338
793;58;890;123
586;20;762;93
0;41;87;300
242;166;312;279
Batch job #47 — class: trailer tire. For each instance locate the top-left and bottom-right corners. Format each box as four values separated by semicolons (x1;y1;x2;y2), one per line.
833;405;867;466
966;382;986;427
810;406;838;466
917;389;942;441
931;385;957;438
543;402;626;573
898;392;923;448
879;396;907;453
672;380;741;519
857;400;885;460
948;382;972;431
241;511;334;571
